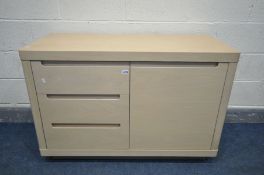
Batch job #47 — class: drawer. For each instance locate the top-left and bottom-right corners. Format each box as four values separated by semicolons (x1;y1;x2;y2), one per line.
31;61;129;94
38;94;129;123
44;124;128;149
38;94;129;149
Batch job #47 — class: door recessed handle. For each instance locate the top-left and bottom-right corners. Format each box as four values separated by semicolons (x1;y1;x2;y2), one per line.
133;62;219;67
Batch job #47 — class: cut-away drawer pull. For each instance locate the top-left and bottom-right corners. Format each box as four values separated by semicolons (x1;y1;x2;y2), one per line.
52;123;121;128
46;94;120;100
41;61;128;66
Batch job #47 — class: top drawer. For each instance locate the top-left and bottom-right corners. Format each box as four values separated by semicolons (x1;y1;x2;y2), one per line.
31;61;129;94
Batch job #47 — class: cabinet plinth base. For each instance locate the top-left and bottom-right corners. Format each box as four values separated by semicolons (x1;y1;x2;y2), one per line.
40;149;218;157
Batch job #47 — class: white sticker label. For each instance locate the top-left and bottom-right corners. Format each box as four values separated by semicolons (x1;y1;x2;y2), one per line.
121;69;129;75
41;78;46;84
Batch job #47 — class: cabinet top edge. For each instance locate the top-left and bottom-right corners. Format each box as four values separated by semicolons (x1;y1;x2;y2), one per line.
19;33;239;54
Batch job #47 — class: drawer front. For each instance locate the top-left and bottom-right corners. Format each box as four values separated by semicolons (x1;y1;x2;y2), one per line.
44;125;128;150
38;94;129;149
31;61;129;94
38;94;128;123
130;62;228;150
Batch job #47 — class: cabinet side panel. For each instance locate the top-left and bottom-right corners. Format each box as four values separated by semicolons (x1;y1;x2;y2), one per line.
22;61;47;149
211;63;237;149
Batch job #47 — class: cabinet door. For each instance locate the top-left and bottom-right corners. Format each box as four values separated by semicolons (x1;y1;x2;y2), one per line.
130;62;228;150
31;61;129;149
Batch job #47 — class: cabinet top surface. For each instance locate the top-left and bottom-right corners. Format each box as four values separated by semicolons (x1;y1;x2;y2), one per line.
19;33;239;62
20;33;238;53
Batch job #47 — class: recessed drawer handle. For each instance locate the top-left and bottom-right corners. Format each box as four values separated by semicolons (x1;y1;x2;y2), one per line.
52;123;121;128
41;61;127;66
46;94;120;100
134;62;219;67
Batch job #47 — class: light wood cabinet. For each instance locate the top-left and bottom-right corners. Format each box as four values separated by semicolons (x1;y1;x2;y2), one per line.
19;34;239;157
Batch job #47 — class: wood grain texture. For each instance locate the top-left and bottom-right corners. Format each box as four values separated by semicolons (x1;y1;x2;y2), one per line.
38;94;129;149
130;63;228;150
19;34;239;62
37;94;128;123
42;126;129;150
32;61;130;149
37;94;129;149
31;61;129;94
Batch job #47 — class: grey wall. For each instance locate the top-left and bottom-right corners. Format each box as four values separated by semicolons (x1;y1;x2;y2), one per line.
0;0;264;109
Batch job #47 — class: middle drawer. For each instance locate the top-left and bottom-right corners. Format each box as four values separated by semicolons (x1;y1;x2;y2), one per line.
38;94;129;123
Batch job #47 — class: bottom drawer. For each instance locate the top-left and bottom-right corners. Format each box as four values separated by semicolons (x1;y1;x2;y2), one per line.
44;124;128;149
38;94;129;149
